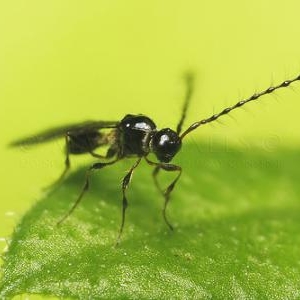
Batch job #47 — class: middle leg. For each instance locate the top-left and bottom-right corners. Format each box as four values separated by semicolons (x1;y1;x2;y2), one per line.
116;157;142;246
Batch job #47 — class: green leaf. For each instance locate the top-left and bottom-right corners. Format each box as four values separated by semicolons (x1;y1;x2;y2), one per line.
1;143;300;299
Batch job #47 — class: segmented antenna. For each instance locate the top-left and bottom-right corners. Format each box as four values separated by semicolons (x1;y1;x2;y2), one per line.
180;74;300;139
176;72;195;135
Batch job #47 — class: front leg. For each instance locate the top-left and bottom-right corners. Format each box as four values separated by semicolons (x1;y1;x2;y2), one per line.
152;166;163;195
145;157;182;231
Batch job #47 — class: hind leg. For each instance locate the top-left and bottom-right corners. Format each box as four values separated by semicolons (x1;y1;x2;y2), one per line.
43;134;71;193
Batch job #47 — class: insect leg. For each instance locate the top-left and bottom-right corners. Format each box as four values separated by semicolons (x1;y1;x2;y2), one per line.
152;166;164;196
43;134;71;193
89;151;106;159
116;157;142;246
89;146;118;159
89;148;118;159
57;134;71;181
57;159;119;226
145;158;182;231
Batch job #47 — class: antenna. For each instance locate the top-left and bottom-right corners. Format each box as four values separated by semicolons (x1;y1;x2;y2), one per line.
176;72;195;135
180;74;300;139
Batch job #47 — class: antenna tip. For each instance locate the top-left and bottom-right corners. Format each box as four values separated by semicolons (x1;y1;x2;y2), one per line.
183;71;196;89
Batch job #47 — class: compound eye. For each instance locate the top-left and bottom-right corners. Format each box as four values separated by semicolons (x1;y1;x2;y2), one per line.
152;128;181;162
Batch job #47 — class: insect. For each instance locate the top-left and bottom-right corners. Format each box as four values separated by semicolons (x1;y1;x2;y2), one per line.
10;72;300;244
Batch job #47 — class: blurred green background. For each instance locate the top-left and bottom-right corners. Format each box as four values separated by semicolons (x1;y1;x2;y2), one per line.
0;1;300;298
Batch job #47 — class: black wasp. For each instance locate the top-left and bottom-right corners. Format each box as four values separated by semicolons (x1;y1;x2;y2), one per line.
10;72;300;244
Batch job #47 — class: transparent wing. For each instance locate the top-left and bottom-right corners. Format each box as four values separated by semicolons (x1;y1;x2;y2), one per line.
9;120;119;147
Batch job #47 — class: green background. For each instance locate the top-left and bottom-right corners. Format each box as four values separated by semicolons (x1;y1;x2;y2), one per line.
0;1;300;299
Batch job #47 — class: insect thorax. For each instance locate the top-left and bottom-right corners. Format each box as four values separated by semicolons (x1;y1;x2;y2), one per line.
119;114;156;157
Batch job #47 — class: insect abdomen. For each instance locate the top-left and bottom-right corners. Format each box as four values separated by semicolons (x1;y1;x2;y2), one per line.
68;131;102;154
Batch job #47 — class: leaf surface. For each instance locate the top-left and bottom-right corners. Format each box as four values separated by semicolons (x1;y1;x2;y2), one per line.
1;143;300;299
